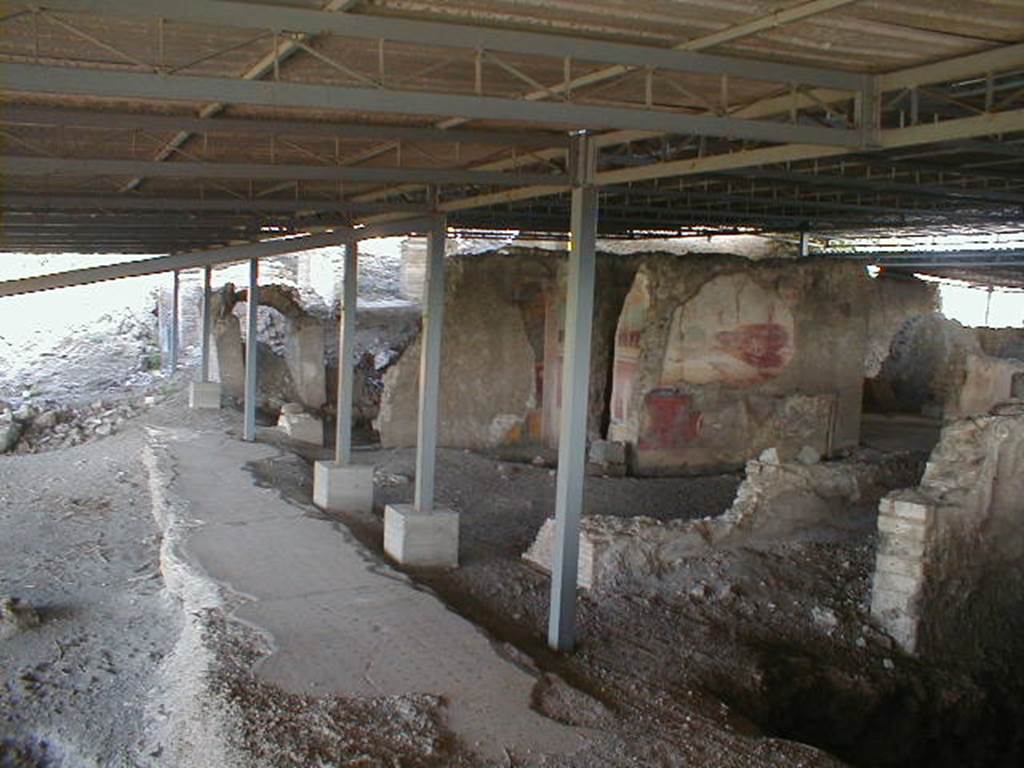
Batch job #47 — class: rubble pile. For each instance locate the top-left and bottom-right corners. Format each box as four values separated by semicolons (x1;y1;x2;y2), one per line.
0;396;152;455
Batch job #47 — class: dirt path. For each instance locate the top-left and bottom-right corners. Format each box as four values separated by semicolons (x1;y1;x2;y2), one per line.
150;422;590;764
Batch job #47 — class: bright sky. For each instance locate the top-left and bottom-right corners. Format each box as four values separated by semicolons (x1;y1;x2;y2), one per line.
0;254;166;362
920;275;1024;329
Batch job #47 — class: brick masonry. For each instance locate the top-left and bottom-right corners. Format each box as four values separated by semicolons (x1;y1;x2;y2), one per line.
870;489;935;653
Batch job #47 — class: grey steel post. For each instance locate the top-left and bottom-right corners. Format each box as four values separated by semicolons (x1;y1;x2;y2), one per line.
413;216;447;515
243;258;259;442
334;240;358;465
169;269;180;371
548;134;598;652
200;265;212;382
799;231;810;257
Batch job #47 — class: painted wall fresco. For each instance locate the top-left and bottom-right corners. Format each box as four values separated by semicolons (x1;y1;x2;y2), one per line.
661;273;795;387
609;272;650;434
637;389;704;450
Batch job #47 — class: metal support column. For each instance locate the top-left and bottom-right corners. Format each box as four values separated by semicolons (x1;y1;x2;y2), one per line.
799;231;810;258
243;258;259;442
413;216;447;515
334;240;358;465
200;265;212;382
548;134;598;652
169;269;180;372
857;74;881;148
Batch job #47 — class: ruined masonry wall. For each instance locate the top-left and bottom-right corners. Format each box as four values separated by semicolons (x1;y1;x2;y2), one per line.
608;257;875;474
864;274;938;378
209;287;326;412
870;407;1024;657
541;254;640;447
376;252;555;449
874;314;1024;419
524;449;923;590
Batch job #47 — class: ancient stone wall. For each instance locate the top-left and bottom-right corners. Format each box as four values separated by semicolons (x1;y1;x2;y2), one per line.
863;273;938;378
608;256;874;474
525;448;923;590
377;251;943;466
872;314;1024;419
975;326;1024;361
399;237;428;303
208;284;326;413
376;250;557;449
378;247;639;450
541;254;640;447
870;405;1024;658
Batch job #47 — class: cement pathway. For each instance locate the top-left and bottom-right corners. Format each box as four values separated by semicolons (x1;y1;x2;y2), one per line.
158;424;588;763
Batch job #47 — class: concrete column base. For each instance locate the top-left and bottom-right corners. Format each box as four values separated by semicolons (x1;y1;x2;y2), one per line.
277;412;324;446
384;504;459;568
313;461;374;513
189;381;222;409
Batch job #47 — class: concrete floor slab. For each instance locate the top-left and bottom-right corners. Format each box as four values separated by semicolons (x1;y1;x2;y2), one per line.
160;426;587;762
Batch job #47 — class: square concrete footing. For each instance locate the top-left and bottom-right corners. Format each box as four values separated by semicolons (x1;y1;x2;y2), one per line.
277;412;324;446
384;504;459;568
313;461;374;513
189;381;222;409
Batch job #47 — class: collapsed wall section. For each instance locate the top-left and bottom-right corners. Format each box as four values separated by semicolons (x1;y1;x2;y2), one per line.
524;447;924;591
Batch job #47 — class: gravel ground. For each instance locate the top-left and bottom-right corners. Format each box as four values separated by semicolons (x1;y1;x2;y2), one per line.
0;422;178;767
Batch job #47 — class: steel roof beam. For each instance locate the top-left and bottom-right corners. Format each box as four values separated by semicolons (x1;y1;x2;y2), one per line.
833;249;1024;263
0;215;435;296
946;139;1024;159
0;63;861;147
432;108;1024;215
0;154;570;187
0;193;428;214
33;0;863;91
1;246;236;254
314;0;859;196
121;0;361;193
347;41;1024;206
0;231;349;297
0;105;570;149
603;186;963;217
716;167;1024;205
0;225;264;233
880;42;1024;93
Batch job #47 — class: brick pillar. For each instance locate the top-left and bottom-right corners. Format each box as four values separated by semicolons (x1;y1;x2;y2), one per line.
870;489;934;653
